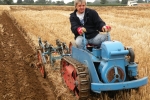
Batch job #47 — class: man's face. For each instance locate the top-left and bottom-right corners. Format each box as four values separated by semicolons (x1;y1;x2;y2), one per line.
76;2;86;14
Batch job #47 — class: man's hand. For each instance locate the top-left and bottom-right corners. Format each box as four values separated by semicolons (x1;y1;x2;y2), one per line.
77;27;86;35
102;25;111;32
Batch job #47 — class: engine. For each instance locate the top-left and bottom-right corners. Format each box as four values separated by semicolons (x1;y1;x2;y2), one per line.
97;41;137;83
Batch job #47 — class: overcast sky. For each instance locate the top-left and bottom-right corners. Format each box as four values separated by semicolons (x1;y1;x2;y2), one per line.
13;0;95;3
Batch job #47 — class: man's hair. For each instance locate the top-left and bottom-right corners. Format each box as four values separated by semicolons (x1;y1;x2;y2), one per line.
74;0;86;7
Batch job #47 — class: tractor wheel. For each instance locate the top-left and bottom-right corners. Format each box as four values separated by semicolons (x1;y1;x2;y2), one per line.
126;47;135;63
37;50;46;78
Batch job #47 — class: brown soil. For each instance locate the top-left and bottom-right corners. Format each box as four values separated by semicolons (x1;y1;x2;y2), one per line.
0;12;55;100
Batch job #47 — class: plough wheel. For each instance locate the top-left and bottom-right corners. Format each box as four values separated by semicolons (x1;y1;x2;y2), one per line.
37;50;46;78
60;56;90;100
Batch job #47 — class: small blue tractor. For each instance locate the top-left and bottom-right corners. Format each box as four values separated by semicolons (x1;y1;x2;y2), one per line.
60;33;148;99
36;32;148;100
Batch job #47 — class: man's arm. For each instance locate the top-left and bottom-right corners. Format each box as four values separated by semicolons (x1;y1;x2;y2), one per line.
92;10;106;32
70;16;81;36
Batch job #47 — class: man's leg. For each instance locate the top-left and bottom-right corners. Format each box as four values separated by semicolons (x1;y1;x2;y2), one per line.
88;34;107;46
75;36;87;49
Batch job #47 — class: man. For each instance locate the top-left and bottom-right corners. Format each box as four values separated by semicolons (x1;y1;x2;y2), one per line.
70;0;111;48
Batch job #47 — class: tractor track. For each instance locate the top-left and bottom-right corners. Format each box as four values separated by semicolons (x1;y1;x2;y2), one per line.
0;11;56;100
61;56;90;100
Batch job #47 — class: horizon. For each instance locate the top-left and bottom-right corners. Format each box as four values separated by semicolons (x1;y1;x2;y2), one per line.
13;0;95;3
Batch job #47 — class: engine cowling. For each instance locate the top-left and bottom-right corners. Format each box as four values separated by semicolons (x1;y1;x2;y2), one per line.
99;41;128;83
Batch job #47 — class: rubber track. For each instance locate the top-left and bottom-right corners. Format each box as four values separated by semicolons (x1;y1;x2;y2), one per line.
61;56;90;100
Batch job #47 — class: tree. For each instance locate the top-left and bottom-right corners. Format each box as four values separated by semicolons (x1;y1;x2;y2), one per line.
101;0;107;4
121;0;128;4
56;0;65;5
46;0;51;4
3;0;13;4
24;0;34;4
137;0;144;3
66;1;74;5
17;0;22;4
116;0;120;3
24;0;29;3
93;0;101;4
29;0;34;3
0;0;4;4
36;0;46;4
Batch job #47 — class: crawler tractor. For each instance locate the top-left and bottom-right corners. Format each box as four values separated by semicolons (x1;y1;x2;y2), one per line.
36;32;148;100
60;33;148;99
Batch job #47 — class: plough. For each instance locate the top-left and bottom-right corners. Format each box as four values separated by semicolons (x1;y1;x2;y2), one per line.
36;38;69;78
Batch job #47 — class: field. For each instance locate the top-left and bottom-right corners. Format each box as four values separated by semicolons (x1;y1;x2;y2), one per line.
0;5;150;100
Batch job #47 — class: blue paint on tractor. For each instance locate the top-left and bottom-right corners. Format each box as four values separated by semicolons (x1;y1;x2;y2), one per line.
37;32;148;94
71;33;148;93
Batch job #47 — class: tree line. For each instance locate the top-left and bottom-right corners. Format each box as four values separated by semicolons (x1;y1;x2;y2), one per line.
0;0;148;5
0;0;51;4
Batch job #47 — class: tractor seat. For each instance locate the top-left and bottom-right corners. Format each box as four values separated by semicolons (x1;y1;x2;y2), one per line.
86;44;100;52
69;41;100;53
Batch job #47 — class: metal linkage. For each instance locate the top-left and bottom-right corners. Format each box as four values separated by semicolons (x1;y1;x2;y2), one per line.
37;38;69;67
56;39;69;55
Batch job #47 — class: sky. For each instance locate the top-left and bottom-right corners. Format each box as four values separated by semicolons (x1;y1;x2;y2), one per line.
13;0;95;4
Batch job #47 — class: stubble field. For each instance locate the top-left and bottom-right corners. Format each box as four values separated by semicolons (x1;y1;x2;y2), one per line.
0;5;150;100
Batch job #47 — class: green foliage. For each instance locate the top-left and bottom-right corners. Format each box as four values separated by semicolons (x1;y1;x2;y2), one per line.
46;0;51;4
66;1;74;5
17;0;22;4
93;0;100;4
30;0;34;3
56;1;65;5
137;0;145;3
36;0;46;4
0;0;4;4
23;0;34;4
101;0;107;4
115;0;120;3
2;0;13;4
87;3;126;6
121;0;128;4
24;0;34;3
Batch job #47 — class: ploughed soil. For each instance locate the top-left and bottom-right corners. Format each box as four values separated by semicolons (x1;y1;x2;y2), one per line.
0;12;56;100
